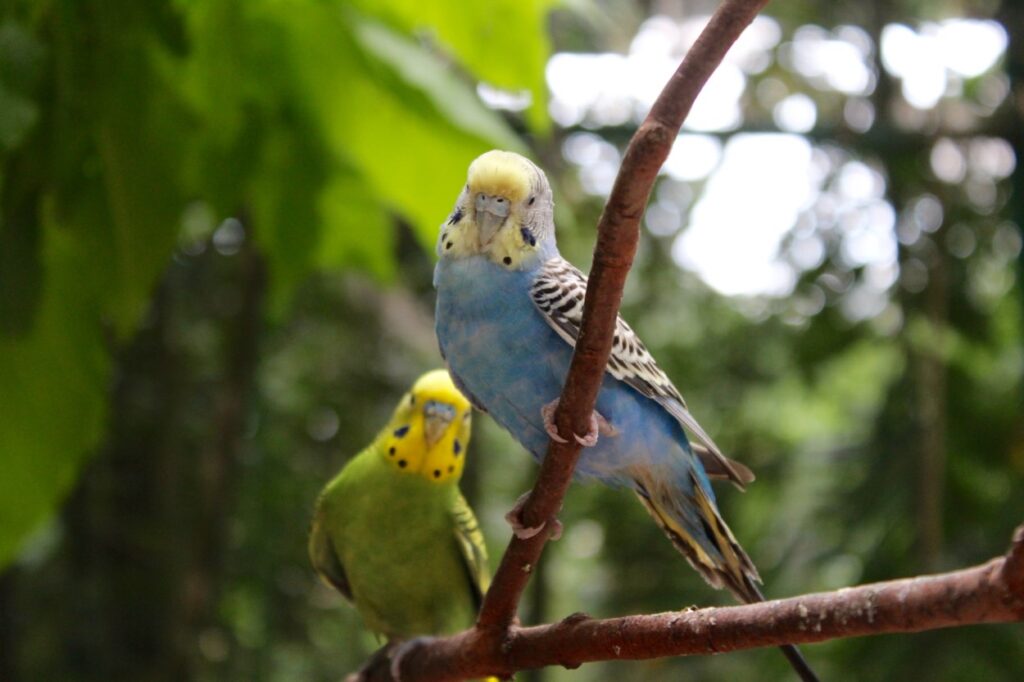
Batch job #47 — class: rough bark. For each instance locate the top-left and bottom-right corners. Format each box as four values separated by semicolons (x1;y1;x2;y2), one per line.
356;526;1024;681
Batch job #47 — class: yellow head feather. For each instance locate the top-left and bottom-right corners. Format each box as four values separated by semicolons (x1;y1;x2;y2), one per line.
409;369;470;406
439;150;554;269
466;150;534;204
378;370;473;484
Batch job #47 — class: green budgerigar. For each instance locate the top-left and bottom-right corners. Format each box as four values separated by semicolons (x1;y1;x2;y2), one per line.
309;369;489;659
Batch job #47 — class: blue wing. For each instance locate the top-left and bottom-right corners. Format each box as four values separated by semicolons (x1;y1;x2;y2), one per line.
529;257;753;489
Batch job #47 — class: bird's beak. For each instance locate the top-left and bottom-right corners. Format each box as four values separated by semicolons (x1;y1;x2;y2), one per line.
475;193;510;246
422;400;456;449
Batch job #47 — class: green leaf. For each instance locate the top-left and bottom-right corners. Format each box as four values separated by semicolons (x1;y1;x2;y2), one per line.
0;0;551;568
317;170;395;280
62;1;189;337
325;70;500;248
0;0;189;567
0;217;109;568
268;3;518;249
352;18;525;154
247;121;331;314
353;0;554;132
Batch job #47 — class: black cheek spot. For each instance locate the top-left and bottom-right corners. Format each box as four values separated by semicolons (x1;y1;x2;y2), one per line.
389;447;396;456
529;196;536;205
393;425;409;438
503;256;512;265
448;207;464;225
453;440;462;455
398;459;407;468
520;227;536;247
433;469;441;478
446;241;453;250
448;465;455;473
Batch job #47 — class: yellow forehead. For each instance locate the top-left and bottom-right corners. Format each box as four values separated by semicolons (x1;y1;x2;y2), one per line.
411;369;470;412
467;150;533;203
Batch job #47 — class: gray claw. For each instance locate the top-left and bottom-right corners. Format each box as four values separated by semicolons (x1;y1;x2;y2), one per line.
541;399;569;443
544;398;615;448
505;491;561;541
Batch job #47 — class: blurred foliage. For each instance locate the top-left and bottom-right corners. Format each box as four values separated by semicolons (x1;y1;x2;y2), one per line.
0;0;549;569
1;0;1023;681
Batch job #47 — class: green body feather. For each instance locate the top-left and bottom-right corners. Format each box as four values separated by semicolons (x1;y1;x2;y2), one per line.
310;444;486;638
308;370;488;641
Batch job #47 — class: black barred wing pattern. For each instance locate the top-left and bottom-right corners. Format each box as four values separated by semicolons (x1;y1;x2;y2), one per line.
529;257;752;488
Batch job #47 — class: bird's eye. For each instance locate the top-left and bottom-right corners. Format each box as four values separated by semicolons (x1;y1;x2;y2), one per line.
528;196;536;206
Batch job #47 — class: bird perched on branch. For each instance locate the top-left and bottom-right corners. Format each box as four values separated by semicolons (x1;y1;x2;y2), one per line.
308;369;490;679
433;150;819;682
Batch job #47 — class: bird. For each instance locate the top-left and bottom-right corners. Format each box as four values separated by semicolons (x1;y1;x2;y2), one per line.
308;369;491;679
433;150;819;682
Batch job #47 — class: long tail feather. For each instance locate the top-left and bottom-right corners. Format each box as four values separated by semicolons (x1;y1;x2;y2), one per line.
743;579;820;682
633;472;820;682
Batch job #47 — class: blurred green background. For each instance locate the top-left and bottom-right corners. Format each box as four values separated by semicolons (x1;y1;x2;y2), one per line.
1;0;1022;680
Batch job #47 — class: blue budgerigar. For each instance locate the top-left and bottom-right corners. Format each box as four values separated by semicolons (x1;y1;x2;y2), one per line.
433;150;819;682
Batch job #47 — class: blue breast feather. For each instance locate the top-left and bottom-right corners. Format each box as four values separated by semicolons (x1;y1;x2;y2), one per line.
434;255;716;502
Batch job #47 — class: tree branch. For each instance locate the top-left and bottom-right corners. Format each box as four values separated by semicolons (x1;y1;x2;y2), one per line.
356;526;1024;681
343;0;1020;679
476;0;773;633
357;0;776;679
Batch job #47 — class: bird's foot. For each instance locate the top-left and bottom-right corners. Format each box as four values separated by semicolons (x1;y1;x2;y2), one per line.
389;636;435;682
541;398;616;447
504;492;562;540
540;399;568;443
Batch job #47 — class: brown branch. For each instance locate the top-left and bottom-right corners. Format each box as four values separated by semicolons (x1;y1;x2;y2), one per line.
356;525;1024;681
344;0;1024;678
346;1;1024;679
476;0;773;633
353;0;774;679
